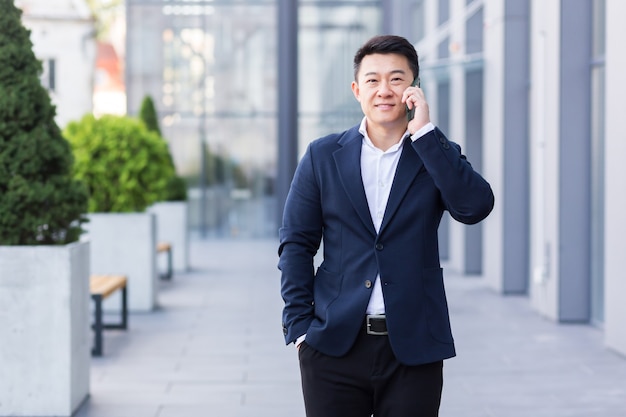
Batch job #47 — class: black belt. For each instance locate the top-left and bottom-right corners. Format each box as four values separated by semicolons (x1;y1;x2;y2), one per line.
365;314;388;335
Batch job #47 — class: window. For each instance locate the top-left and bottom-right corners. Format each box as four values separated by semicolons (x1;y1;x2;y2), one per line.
41;58;56;92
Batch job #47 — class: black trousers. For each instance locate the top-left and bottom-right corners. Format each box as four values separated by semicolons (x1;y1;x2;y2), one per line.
298;323;443;417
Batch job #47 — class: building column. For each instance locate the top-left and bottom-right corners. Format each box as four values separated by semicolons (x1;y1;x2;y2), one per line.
604;0;626;356
483;0;530;293
445;0;469;274
528;0;591;322
276;0;298;229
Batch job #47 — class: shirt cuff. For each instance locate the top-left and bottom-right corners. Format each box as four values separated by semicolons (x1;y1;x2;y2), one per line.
410;122;435;141
295;334;306;348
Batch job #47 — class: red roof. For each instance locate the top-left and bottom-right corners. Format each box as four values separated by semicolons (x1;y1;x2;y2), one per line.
95;41;124;91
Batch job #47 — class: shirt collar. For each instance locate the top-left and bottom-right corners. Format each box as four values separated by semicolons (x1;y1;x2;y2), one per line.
358;117;409;152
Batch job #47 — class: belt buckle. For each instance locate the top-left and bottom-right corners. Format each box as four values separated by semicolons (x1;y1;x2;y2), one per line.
366;314;388;335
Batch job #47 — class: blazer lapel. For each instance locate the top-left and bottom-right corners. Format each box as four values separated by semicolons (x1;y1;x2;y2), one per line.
379;138;424;235
333;129;377;237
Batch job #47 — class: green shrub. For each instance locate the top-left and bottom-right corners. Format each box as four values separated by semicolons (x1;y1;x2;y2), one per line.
64;114;175;213
0;0;88;245
138;94;188;201
138;95;161;136
164;175;188;201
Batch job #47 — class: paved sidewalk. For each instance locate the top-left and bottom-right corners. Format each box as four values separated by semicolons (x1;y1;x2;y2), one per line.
75;238;626;417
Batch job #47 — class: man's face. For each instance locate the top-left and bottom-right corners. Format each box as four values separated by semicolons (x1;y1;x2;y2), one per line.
351;53;415;131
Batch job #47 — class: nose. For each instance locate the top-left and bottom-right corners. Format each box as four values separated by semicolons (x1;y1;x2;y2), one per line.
377;81;392;96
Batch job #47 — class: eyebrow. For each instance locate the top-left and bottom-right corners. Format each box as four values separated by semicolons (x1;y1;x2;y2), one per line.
362;69;408;77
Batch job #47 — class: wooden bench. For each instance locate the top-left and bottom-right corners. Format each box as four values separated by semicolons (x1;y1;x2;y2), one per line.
157;241;173;280
90;274;128;356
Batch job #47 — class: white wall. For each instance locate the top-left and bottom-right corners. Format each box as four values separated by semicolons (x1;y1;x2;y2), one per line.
18;0;95;128
482;0;506;292
528;0;561;320
603;0;626;357
446;0;469;275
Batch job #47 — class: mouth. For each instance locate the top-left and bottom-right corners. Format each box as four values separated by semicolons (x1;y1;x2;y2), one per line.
375;103;395;110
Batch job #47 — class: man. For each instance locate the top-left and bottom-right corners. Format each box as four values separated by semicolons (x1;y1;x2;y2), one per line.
278;35;494;417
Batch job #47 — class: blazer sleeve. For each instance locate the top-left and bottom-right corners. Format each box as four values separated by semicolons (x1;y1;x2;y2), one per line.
278;142;323;345
412;127;494;224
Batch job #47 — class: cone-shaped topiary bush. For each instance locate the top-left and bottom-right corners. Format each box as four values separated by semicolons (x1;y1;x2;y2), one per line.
138;95;161;137
64;114;175;213
0;0;88;245
138;94;188;201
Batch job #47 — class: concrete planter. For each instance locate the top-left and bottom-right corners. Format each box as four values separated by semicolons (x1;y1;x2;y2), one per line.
85;212;157;312
0;242;90;417
149;201;190;273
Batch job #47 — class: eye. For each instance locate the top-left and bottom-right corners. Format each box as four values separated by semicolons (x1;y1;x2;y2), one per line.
365;79;378;84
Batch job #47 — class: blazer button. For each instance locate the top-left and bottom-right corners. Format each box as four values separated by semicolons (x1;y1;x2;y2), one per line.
375;243;383;250
365;280;372;288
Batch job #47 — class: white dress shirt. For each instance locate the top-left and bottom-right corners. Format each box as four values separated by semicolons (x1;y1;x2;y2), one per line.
359;117;435;315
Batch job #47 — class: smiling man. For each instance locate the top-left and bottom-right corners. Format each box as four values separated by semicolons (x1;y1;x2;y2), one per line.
279;35;494;417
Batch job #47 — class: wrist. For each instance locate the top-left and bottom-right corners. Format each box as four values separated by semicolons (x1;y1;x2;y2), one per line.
410;122;435;141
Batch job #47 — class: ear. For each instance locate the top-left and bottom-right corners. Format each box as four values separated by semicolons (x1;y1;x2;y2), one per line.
351;81;360;101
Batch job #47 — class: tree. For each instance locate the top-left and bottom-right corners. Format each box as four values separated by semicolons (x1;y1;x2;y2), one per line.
0;0;88;245
85;0;123;40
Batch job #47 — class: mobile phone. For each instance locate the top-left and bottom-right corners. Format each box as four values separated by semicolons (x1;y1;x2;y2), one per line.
406;76;421;122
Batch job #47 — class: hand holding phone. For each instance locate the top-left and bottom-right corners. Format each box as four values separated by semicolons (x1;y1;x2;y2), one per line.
406;76;421;122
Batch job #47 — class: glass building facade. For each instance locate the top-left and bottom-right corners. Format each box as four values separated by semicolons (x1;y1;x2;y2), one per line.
126;0;386;238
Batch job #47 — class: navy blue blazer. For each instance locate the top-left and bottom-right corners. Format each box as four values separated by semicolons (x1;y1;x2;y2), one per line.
279;125;494;366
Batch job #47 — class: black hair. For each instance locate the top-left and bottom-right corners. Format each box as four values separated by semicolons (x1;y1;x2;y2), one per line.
353;35;419;81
